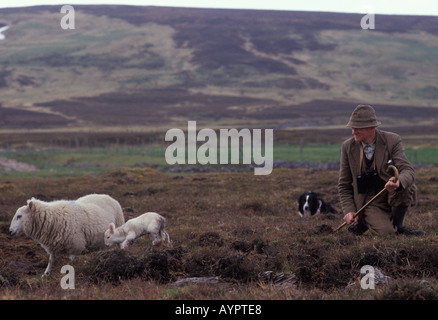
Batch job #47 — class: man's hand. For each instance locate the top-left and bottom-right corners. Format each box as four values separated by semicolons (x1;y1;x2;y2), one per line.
385;176;400;192
343;211;358;224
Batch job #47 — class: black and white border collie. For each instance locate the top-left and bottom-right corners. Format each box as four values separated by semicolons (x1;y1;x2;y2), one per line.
298;191;338;217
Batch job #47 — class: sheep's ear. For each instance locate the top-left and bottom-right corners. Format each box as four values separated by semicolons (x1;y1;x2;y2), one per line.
28;200;34;211
27;198;41;213
109;223;115;234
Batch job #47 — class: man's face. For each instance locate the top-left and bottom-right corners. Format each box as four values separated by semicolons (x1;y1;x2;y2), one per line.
352;127;376;144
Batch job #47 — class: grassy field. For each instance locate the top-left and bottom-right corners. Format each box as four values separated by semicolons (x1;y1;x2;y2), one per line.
0;166;437;301
1;142;438;178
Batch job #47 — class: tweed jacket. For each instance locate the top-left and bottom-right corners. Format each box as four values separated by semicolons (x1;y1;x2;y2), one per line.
338;129;417;214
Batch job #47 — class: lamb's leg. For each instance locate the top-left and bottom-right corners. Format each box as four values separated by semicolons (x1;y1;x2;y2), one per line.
152;233;160;245
121;232;136;249
43;254;55;277
120;239;129;249
161;230;170;243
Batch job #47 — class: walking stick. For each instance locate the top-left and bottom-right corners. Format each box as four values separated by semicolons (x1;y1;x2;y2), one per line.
334;165;399;233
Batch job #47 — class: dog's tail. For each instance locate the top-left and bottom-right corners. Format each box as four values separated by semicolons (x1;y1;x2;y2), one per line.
322;202;338;214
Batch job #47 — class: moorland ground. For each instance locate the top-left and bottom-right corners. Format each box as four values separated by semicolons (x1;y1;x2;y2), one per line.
0;164;437;300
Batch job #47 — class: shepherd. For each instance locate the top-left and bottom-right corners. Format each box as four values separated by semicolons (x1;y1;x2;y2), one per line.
338;104;424;235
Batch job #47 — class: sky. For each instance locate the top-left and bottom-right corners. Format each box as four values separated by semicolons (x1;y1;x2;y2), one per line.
0;0;437;16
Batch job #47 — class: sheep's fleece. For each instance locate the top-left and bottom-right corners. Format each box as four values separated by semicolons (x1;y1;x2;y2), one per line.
9;194;125;276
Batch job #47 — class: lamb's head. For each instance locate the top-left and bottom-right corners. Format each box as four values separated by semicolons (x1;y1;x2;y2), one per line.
104;222;123;246
9;203;32;236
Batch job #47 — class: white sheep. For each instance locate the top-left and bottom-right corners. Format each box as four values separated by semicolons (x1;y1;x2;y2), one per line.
104;212;170;249
9;194;125;276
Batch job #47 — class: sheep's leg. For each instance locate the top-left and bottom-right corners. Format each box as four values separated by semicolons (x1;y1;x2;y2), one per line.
43;254;55;277
152;233;160;245
120;240;129;249
161;230;170;243
121;232;136;249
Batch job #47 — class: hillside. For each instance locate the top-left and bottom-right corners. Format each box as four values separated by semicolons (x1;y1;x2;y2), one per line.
1;5;438;131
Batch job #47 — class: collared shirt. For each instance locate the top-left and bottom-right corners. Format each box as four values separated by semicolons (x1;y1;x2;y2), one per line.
362;141;376;161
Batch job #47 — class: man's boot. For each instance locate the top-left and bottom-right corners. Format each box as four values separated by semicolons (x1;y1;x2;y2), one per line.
347;215;369;235
392;206;425;236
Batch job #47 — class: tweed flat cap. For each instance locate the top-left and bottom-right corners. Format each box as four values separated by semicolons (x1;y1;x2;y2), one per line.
346;104;381;128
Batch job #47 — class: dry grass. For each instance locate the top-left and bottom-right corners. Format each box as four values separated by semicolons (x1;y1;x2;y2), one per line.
0;167;437;300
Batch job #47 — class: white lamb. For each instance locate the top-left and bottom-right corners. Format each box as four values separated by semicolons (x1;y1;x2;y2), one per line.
9;194;125;276
104;212;170;249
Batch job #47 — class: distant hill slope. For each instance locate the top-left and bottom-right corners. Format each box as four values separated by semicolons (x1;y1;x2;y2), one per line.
0;5;438;131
